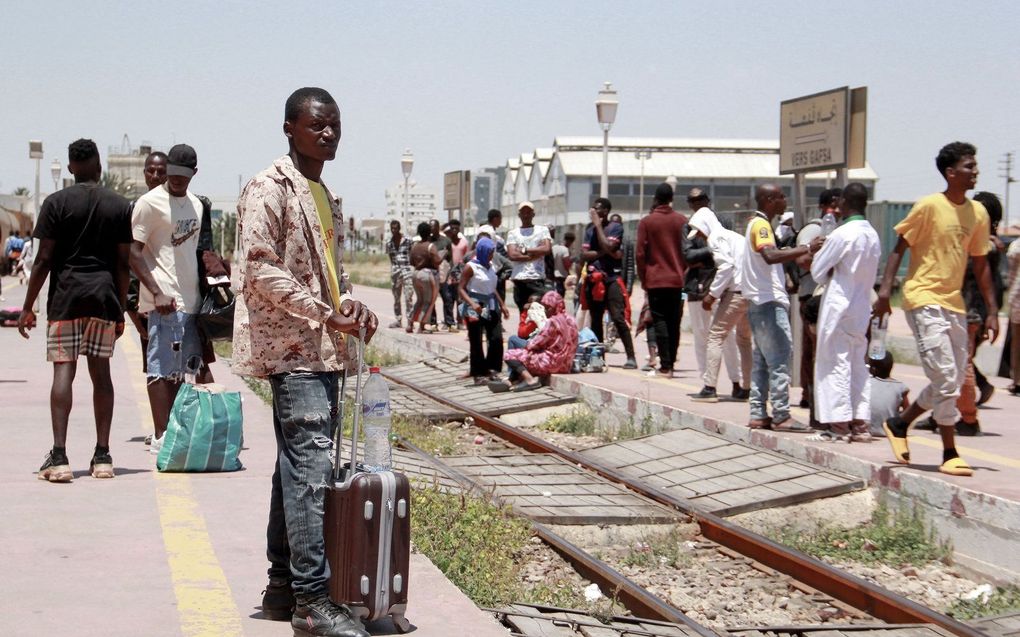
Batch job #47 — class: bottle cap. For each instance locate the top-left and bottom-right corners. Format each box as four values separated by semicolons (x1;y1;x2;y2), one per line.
369;366;381;373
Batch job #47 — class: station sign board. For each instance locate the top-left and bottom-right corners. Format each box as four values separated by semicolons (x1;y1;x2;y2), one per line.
444;170;470;211
780;87;850;174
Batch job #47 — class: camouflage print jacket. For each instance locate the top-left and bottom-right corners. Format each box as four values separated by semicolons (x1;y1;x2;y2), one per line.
232;155;352;378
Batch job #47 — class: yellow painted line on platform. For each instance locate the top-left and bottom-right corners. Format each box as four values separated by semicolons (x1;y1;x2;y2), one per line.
121;337;243;637
908;434;1020;470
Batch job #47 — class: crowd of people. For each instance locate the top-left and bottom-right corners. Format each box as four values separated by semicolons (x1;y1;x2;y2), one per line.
6;79;1020;637
384;142;1018;479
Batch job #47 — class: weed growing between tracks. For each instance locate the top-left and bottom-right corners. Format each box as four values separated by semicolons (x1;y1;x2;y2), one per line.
410;483;533;607
773;499;951;566
948;584;1020;619
615;527;695;570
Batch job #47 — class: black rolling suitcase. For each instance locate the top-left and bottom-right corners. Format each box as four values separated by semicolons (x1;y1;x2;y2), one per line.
323;333;412;633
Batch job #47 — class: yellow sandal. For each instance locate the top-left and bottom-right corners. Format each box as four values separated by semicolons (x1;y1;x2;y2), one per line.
883;422;910;464
939;457;973;477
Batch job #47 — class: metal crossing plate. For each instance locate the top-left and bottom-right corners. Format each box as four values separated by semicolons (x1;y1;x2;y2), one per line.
728;626;958;637
490;604;707;637
969;611;1020;637
580;428;865;516
440;453;678;525
383;359;576;418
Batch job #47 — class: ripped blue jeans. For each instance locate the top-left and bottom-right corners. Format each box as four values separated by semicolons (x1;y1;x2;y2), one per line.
266;371;339;600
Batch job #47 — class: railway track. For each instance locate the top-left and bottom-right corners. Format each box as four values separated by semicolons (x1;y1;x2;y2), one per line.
383;370;984;637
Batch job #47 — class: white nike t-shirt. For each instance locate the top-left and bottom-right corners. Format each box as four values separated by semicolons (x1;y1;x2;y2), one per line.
131;184;203;313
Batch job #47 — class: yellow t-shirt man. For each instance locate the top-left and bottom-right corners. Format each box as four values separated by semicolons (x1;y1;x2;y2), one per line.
895;193;989;314
307;179;342;310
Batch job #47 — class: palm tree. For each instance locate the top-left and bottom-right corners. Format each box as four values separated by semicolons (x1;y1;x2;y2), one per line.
12;187;30;197
99;172;136;198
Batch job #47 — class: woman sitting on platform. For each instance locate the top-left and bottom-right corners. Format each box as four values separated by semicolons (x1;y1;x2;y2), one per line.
493;290;578;392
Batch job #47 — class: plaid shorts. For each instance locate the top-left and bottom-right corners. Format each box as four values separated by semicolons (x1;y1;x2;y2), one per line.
47;318;118;362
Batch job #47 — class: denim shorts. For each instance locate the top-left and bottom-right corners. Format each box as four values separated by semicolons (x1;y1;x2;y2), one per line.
146;311;204;381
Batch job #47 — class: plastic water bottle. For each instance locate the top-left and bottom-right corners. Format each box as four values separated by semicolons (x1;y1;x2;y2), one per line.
820;212;837;237
868;315;888;360
361;367;393;472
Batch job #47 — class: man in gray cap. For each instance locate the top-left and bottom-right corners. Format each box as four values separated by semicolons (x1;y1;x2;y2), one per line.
130;143;214;454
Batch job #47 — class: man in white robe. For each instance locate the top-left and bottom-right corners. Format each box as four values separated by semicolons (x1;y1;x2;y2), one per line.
808;182;882;441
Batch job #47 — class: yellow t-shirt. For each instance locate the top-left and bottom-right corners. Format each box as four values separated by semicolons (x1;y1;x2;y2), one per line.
307;179;342;310
748;216;776;252
895;193;989;314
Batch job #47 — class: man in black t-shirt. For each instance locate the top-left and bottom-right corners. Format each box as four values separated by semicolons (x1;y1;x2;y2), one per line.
582;198;637;368
18;139;133;483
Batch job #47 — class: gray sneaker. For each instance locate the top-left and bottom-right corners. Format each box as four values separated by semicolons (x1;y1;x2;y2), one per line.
292;595;369;637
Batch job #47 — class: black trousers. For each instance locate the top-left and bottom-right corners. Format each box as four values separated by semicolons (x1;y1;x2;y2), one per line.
467;315;504;377
586;277;635;359
512;278;550;312
647;288;684;371
440;282;457;326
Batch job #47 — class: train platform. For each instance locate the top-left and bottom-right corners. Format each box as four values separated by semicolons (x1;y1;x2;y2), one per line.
0;275;509;637
348;282;1020;581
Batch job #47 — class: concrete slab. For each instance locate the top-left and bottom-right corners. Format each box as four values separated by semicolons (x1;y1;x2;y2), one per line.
0;275;513;636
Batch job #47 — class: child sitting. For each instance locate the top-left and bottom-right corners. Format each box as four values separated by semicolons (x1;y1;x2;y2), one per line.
867;352;909;437
508;293;545;350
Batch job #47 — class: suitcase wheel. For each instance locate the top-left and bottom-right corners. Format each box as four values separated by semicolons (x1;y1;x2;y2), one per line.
392;613;411;633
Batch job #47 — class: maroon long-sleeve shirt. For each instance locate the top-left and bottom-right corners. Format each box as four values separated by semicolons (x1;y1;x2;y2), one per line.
636;204;688;289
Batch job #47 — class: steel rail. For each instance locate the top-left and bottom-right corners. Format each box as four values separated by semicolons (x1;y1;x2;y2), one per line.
397;437;721;636
382;372;984;637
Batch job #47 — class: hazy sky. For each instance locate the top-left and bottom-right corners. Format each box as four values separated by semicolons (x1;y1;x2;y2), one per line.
2;1;1018;223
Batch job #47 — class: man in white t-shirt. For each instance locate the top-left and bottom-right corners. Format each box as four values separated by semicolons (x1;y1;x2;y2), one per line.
130;143;213;453
506;201;552;311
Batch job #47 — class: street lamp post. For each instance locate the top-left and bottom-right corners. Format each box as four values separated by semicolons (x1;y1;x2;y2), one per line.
634;150;651;213
29;140;43;220
401;149;414;233
50;159;61;194
595;82;618;199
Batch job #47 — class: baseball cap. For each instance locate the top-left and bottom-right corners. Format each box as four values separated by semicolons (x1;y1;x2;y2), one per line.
476;224;495;238
686;187;708;201
779;211;794;224
166;144;198;177
518;201;534;212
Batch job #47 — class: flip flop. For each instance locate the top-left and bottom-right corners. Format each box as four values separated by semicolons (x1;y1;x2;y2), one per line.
939;457;973;477
771;418;812;433
487;380;511;393
511;381;541;392
748;418;772;430
883;421;910;464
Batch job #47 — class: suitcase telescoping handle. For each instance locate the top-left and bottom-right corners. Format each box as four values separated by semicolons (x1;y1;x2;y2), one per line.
332;327;366;484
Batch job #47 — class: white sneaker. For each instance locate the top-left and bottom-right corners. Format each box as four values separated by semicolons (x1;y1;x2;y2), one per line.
149;434;164;455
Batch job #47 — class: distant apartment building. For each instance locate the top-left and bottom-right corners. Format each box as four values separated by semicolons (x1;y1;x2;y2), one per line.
106;135;159;198
385;180;439;230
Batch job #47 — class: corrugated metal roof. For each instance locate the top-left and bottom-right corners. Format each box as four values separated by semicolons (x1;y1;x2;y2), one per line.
555;149;877;181
554;136;780;151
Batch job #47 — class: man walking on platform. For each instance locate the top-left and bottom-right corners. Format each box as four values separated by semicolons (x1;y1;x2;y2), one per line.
18;138;132;482
806;183;881;442
874;142;998;476
686;207;752;402
742;184;820;432
683;189;743;395
385;219;413;328
636;183;687;377
234;87;375;637
131;144;214;455
582;197;637;369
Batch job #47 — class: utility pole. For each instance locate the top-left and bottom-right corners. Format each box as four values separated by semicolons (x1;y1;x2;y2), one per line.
1000;152;1015;229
